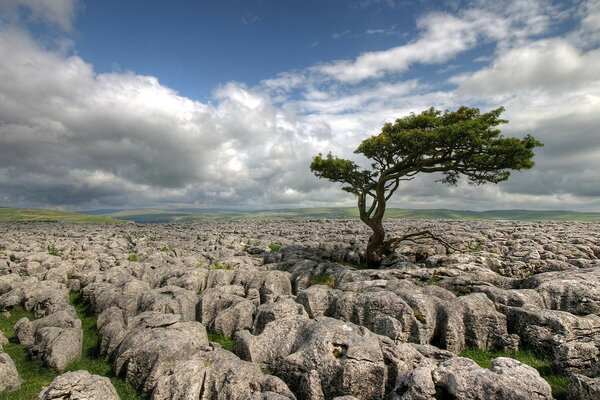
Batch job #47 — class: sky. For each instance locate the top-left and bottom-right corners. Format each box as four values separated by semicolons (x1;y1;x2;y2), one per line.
0;0;599;212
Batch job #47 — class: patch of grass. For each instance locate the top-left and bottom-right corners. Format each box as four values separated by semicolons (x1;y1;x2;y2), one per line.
211;261;234;270
268;243;282;252
68;292;147;399
308;273;336;288
207;331;234;351
0;295;146;399
47;244;61;257
460;349;570;400
159;246;171;252
339;261;370;270
127;254;139;262
424;276;442;286
467;241;484;253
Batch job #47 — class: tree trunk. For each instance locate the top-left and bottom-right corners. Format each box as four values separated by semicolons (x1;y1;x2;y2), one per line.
366;218;386;268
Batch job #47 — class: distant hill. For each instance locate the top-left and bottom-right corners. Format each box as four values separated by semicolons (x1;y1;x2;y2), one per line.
82;207;600;223
0;207;123;223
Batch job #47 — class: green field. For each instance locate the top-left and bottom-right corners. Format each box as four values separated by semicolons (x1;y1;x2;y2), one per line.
88;207;600;223
2;206;600;224
0;207;123;224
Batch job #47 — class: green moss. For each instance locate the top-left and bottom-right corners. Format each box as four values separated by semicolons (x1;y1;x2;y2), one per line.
268;243;282;252
460;349;570;400
413;309;426;324
207;331;234;351
127;254;139;262
308;273;336;288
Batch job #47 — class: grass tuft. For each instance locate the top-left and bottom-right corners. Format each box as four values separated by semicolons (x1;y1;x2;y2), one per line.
47;245;61;257
268;243;282;252
207;331;234;351
127;254;139;262
308;273;336;288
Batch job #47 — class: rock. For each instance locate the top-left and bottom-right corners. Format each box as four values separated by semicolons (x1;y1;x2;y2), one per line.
431;357;552;400
152;347;295;399
197;286;256;337
112;311;209;392
0;330;8;350
14;311;82;371
236;315;393;400
0;352;21;393
570;374;600;400
38;370;119;400
139;285;198;321
253;298;307;334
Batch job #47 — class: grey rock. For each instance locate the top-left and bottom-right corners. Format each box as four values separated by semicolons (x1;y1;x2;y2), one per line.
139;285;198;321
431;357;552;400
152;346;295;400
38;370;119;400
112;311;209;392
0;352;21;393
14;311;82;371
236;315;395;400
570;374;600;400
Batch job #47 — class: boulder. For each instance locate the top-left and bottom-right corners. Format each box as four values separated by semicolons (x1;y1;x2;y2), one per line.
14;311;82;371
0;352;21;393
38;370;119;400
112;311;209;392
152;347;295;399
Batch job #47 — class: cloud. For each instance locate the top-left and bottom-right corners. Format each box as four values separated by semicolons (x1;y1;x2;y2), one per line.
1;0;599;212
0;29;335;209
453;39;600;95
316;0;567;83
0;0;77;31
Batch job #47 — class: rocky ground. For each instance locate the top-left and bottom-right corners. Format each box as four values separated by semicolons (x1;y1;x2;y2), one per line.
1;219;600;399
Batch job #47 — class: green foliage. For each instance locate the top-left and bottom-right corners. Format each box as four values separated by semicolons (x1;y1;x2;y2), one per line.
308;273;336;287
127;254;139;262
460;349;569;400
47;244;61;257
268;243;282;252
159;245;171;252
207;331;234;351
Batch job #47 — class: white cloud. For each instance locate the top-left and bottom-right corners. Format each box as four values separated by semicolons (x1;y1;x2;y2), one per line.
1;0;599;212
454;39;600;95
316;0;567;83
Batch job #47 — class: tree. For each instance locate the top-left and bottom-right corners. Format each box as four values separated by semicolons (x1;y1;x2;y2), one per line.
310;106;543;268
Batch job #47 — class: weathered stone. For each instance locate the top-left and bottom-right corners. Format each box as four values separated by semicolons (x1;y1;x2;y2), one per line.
112;311;209;392
152;347;295;399
431;357;552;400
38;370;119;400
14;311;82;371
0;352;21;393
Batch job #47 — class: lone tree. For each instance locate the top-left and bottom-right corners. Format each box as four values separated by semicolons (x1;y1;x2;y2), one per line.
310;106;542;268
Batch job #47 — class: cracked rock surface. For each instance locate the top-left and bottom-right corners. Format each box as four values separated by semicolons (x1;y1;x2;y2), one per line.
1;219;599;399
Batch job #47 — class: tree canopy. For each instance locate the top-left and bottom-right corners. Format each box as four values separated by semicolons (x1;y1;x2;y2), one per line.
310;106;543;267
